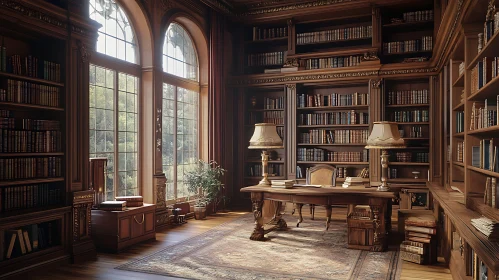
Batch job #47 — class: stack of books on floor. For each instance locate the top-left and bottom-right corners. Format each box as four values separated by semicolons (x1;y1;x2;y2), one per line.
400;216;437;264
99;201;127;211
115;196;144;207
471;217;499;241
271;180;294;188
342;177;365;188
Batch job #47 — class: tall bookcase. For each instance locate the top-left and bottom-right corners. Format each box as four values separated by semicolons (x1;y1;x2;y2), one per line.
0;1;98;276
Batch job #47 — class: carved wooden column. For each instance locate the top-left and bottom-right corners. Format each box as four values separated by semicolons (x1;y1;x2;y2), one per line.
287;19;296;56
71;191;96;262
372;6;381;51
285;84;297;179
429;75;442;184
369;79;383;186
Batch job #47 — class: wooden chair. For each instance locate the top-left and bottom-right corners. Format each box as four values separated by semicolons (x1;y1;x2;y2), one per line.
305;164;336;220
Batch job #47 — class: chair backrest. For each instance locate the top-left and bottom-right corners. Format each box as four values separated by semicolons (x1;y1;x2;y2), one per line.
306;164;336;186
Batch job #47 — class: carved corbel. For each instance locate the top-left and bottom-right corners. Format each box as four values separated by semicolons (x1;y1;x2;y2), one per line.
361;51;379;62
370;79;382;89
77;41;90;63
285;84;296;90
283;58;299;68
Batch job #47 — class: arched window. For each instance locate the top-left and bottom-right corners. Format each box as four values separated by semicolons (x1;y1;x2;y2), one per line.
162;22;200;202
89;0;140;200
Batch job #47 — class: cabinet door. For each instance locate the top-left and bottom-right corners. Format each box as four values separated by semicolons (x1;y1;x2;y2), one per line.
119;217;131;241
131;213;145;238
144;211;155;233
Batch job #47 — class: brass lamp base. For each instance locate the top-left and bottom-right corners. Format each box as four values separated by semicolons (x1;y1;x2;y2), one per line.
258;150;271;186
378;149;390;192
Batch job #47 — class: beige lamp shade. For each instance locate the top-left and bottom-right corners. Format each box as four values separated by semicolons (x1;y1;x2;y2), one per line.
248;123;284;149
365;121;406;149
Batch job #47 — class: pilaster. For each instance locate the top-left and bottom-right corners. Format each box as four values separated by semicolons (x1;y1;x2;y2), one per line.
369;79;383;186
285;84;297;179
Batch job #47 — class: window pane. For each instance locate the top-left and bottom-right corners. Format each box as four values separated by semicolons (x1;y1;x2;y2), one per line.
89;0;137;63
162;22;198;81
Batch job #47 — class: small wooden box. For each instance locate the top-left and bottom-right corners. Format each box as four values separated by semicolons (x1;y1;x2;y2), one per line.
347;211;375;251
91;204;156;252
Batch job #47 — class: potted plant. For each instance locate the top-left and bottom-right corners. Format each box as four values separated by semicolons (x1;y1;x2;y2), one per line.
185;160;226;219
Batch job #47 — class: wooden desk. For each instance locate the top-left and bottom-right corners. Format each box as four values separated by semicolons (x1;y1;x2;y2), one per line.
240;185;396;251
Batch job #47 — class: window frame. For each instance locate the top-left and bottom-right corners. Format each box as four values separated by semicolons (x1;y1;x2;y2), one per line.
162;22;201;204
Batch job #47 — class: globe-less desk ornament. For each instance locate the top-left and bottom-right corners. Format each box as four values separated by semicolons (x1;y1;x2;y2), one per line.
365;122;406;191
248;123;284;186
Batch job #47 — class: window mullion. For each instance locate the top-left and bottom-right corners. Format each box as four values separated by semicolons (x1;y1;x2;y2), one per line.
173;86;178;200
113;70;119;199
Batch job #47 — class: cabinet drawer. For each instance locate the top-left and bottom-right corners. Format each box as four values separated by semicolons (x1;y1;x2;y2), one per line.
119;217;131;241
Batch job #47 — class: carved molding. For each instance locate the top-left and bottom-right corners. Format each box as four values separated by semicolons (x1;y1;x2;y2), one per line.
361;51;379;62
72;191;94;243
370;79;382;88
156;108;162;152
285;84;296;90
154;174;167;209
237;0;356;16
283;58;299;68
161;0;175;11
436;0;464;68
77;41;90;63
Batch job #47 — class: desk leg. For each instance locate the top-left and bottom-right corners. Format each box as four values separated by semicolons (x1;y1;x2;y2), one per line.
325;205;332;230
370;204;385;252
250;192;265;241
295;203;303;227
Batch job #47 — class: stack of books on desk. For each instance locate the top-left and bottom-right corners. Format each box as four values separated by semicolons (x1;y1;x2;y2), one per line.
115;196;143;207
400;216;437;264
99;201;127;211
471;217;499;241
271;180;294;188
342;177;365;188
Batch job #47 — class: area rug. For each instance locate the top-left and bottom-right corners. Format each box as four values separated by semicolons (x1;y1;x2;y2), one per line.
116;213;402;280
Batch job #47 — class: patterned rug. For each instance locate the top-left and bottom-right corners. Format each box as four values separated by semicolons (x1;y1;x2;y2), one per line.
117;213;402;280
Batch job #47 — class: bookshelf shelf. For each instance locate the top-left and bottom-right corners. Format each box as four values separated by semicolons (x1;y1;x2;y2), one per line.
382;50;432;56
245;37;288;44
0;102;64;111
0;72;64;87
467;29;499;70
453;72;465;87
0;245;63;266
467;125;499;135
296;37;371;47
297;105;369;111
452;102;464;111
467;196;499;222
389;162;429;166
453;161;465;167
0;153;64;157
467;74;499;101
0;177;64;187
297;143;366;146
454;132;465;137
467;166;499;178
287;46;375;60
297;161;368;165
382;20;434;28
0;205;70;222
297;124;369;128
385;104;429;108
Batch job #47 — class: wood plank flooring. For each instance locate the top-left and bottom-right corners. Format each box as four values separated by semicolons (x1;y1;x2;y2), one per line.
24;208;452;280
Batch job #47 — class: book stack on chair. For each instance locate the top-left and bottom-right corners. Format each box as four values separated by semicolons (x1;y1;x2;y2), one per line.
400;216;437;264
471;217;499;241
99;201;127;211
115;196;144;207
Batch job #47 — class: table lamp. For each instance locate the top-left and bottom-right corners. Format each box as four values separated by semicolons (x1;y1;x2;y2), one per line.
365;122;406;191
248;123;284;186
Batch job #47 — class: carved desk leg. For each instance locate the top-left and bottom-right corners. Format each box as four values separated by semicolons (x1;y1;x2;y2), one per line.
370;201;386;252
295;203;303;227
250;192;265;241
272;201;287;230
325;205;333;230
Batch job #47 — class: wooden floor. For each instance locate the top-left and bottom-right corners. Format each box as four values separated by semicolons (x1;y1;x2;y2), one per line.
26;208;452;280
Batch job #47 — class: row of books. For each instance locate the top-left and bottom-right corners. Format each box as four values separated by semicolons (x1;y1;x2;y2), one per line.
459;61;465;76
386;89;429;105
383;36;433;54
297;148;368;162
252;26;287;41
302;55;363;70
247;51;286;67
393;152;429;163
0;79;61;107
276;126;284;140
247;111;284;125
400;216;437;265
263;97;284;109
456;111;465;133
0;184;62;213
0;129;62;153
470;57;499;94
469;247;488;280
481;11;499;48
401;10;434;23
336;167;349;178
0;115;60;131
298;129;369;144
3;222;56;260
0;157;62;181
469;99;498;130
471;138;499;172
247;163;283;177
389;109;429;123
296;25;372;45
389;168;398;179
1;53;61;82
297;92;369;108
456;141;464;162
298;111;369;125
483;177;498;209
408;126;425;138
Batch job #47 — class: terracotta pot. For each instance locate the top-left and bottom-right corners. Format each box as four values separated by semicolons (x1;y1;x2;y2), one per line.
194;205;207;220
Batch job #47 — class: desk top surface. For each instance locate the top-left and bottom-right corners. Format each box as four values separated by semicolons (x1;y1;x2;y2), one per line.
240;185;396;198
